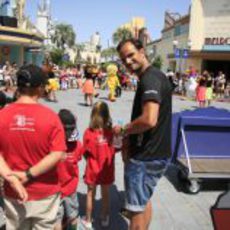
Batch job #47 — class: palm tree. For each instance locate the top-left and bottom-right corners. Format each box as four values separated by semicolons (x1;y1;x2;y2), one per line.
112;28;133;45
51;23;76;50
101;47;117;62
152;56;163;70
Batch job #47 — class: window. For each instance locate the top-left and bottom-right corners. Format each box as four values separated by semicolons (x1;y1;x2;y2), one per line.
174;24;189;36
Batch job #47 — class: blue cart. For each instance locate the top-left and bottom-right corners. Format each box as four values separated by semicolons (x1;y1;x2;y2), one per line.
172;107;230;194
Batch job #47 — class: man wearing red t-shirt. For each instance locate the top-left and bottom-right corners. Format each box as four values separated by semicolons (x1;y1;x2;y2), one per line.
0;65;66;230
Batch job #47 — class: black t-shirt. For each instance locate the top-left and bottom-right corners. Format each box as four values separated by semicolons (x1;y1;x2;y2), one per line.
129;66;172;160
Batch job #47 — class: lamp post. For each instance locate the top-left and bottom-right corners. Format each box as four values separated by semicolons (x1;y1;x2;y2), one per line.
173;40;192;75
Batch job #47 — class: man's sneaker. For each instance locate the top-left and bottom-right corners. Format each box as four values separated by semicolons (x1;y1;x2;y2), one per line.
100;215;110;227
119;208;130;220
80;217;93;229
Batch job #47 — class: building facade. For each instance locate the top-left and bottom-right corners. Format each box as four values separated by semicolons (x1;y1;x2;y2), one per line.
148;0;230;78
0;0;44;66
36;0;50;41
79;32;101;64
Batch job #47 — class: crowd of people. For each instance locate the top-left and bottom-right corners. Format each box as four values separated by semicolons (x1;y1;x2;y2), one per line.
166;68;230;107
0;60;139;106
42;62;138;104
1;59;229;110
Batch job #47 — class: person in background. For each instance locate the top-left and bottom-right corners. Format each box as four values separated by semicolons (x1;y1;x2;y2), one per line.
82;66;95;106
196;73;207;108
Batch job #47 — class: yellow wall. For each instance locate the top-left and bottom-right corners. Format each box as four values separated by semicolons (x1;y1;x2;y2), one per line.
120;17;145;35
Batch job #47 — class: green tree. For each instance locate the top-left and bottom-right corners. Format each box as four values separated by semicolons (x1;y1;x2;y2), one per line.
152;56;163;70
51;23;76;50
101;47;117;62
50;48;64;66
112;28;133;45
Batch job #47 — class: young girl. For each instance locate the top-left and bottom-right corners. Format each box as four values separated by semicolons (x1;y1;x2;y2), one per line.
196;75;206;108
60;69;69;90
55;109;82;230
205;73;214;107
82;66;95;106
81;101;116;228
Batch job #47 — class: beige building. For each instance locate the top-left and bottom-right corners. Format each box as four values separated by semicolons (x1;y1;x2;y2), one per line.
148;0;230;78
78;32;101;64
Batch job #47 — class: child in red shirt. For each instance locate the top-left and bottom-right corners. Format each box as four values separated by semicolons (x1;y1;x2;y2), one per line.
81;101;116;228
55;109;82;230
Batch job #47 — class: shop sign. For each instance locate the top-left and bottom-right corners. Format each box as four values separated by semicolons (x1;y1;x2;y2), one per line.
174;48;180;59
205;37;230;46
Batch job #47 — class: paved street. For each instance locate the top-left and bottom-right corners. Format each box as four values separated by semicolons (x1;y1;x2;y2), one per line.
42;89;230;230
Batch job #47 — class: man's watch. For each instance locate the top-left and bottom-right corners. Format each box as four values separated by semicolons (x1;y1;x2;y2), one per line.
25;169;34;181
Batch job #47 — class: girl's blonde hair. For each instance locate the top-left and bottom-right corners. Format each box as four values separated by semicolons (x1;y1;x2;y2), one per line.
89;101;112;130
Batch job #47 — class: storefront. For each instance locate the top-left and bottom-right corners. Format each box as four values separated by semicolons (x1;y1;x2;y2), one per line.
148;0;230;78
0;26;44;66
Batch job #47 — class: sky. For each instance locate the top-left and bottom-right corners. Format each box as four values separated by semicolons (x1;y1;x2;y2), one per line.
26;0;191;48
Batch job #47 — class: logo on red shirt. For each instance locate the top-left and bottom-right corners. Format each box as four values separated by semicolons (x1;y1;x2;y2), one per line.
10;115;35;132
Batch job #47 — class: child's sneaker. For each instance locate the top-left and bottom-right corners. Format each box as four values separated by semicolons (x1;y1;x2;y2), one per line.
100;215;110;228
80;217;93;229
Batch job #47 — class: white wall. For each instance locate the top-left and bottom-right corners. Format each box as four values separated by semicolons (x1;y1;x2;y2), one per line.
37;15;48;38
190;0;230;50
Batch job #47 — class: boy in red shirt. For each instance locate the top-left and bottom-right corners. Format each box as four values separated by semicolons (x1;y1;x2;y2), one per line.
0;65;66;230
55;109;82;230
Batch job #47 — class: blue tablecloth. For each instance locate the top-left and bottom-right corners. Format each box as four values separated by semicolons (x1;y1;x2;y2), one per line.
172;107;230;160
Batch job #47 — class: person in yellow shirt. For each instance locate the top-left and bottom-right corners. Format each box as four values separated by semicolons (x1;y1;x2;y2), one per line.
103;64;120;102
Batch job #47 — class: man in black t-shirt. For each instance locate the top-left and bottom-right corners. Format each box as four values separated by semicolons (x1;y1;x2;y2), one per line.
114;39;172;230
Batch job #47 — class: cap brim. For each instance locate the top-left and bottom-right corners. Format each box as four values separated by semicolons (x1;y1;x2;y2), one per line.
67;128;80;142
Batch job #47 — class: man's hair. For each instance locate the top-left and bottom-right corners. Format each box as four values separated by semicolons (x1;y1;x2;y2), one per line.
17;64;47;95
116;38;144;52
17;65;47;88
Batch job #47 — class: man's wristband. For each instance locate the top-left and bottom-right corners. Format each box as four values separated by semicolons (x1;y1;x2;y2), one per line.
25;169;34;181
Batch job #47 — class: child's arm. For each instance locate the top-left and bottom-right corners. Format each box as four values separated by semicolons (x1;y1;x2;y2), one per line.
82;130;94;159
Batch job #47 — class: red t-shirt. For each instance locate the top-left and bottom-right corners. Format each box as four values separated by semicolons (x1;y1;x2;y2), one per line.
83;128;115;185
57;141;82;198
0;103;66;201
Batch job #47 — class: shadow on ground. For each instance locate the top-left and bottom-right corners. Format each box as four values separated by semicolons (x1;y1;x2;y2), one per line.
78;185;128;230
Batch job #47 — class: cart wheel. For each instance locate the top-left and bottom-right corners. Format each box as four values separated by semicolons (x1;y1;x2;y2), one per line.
177;170;188;182
186;179;201;194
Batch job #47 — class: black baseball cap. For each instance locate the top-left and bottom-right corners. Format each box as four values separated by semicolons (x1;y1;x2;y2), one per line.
58;109;79;141
17;64;47;88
